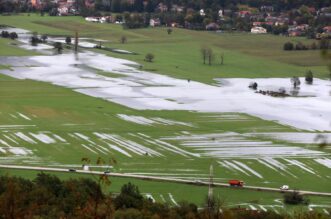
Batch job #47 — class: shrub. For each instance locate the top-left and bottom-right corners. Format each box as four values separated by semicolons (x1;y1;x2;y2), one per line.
9;32;18;40
145;53;155;62
283;42;294;51
284;191;309;205
65;36;71;44
305;70;313;84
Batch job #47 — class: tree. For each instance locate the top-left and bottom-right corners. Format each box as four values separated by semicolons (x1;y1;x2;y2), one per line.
114;183;144;209
291;76;301;88
145;53;155;62
53;42;63;53
305;70;313;84
1;31;9;38
65;36;71;45
200;46;208;64
41;34;48;43
120;36;127;44
206;47;213;65
9;32;18;40
30;32;40;46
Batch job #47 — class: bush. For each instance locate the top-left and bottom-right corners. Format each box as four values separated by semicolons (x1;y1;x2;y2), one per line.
283;42;294;51
9;32;18;40
295;42;307;50
284;191;309;205
65;36;71;44
305;70;313;84
145;53;155;62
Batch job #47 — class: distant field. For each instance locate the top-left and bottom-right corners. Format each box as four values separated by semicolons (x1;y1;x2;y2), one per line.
0;14;329;84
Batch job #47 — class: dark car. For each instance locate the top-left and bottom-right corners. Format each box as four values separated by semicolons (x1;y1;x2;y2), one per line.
68;169;76;172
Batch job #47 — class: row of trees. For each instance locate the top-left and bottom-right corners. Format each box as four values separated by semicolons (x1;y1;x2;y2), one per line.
0;173;329;219
283;39;330;51
1;31;18;40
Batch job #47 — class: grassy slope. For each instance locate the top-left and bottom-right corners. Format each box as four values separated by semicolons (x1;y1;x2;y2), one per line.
0;14;329;84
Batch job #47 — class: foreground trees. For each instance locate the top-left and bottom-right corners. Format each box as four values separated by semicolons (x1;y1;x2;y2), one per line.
0;174;329;219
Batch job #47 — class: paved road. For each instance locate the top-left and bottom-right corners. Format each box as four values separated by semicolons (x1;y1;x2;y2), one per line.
1;164;331;197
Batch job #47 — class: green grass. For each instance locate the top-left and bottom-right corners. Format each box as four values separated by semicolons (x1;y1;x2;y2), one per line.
0;38;38;56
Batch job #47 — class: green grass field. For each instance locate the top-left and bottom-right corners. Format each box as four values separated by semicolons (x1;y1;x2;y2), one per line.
0;14;330;210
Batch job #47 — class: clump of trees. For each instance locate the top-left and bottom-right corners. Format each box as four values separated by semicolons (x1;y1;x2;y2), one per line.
284;191;309;205
201;46;214;65
30;32;42;46
284;39;330;51
123;13;148;29
291;76;301;88
1;31;18;40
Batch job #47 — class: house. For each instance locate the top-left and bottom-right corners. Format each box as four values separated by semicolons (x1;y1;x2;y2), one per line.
58;6;69;15
288;30;302;37
323;26;331;34
150;18;161;27
205;22;219;31
171;5;184;13
200;9;206;16
85;17;100;22
260;5;274;12
156;3;168;12
238;10;251;18
251;26;267;34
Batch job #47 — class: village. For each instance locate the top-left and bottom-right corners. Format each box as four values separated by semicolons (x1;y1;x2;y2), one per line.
1;0;330;38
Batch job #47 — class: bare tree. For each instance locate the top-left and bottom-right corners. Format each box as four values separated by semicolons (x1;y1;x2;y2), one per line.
200;46;208;64
206;48;213;65
120;36;127;44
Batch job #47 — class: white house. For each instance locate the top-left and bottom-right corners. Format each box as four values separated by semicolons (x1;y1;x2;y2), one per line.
251;26;267;34
200;9;205;16
149;18;161;27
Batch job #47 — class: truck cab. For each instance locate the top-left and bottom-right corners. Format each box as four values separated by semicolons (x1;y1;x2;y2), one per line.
229;180;244;187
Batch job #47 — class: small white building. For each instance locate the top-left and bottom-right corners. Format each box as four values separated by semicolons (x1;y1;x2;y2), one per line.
251;26;267;34
149;18;161;27
200;9;206;16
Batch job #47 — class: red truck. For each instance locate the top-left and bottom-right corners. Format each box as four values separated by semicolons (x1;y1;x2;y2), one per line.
228;180;244;187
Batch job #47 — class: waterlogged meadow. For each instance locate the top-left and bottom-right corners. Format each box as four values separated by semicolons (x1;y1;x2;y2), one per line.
0;20;330;211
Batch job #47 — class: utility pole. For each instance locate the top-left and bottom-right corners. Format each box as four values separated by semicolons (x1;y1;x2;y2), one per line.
207;164;214;219
74;31;78;53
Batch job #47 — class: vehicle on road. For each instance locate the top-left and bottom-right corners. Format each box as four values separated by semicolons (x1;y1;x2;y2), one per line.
229;179;244;187
194;179;203;185
68;169;76;172
280;185;289;191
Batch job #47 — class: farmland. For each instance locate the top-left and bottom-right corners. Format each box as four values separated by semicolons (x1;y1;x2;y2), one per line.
0;14;330;212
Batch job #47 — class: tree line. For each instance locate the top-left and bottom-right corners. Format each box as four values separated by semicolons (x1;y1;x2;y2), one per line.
0;173;329;219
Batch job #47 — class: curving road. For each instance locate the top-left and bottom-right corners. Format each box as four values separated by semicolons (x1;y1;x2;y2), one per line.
0;164;331;197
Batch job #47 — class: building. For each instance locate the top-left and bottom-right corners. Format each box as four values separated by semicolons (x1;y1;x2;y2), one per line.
149;18;161;27
251;26;267;34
